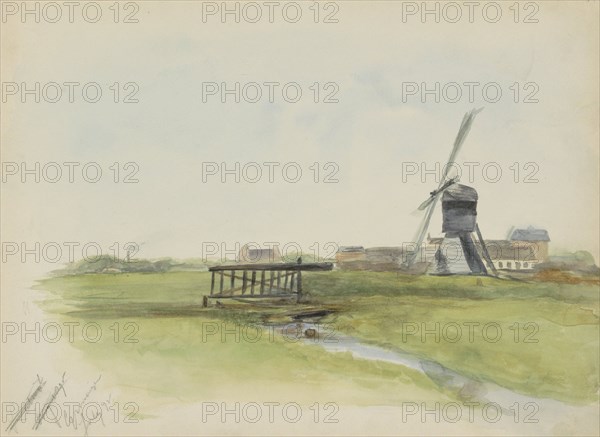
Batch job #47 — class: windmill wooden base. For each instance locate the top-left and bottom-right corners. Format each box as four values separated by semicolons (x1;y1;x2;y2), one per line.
432;225;498;276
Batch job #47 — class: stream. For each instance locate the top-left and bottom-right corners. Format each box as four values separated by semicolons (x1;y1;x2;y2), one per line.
267;321;579;417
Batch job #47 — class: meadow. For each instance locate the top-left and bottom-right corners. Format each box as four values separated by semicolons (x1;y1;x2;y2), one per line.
36;270;599;413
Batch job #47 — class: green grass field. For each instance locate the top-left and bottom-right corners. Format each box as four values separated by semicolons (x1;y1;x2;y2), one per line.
36;271;599;410
306;272;599;404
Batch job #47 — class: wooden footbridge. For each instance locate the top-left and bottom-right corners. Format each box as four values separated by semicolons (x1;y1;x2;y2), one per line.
204;259;333;305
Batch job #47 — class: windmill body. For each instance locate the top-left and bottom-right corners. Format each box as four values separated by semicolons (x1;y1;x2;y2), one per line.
441;184;478;234
436;184;487;275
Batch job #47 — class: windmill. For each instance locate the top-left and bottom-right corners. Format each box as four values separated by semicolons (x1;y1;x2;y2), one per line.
405;108;497;276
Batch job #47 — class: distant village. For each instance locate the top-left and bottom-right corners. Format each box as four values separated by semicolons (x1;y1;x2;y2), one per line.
336;226;550;273
237;226;596;275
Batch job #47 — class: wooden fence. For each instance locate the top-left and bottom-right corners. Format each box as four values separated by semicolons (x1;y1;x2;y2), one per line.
205;261;333;304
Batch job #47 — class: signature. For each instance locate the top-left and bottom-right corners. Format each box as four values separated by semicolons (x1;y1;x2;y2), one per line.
6;374;46;431
5;373;138;435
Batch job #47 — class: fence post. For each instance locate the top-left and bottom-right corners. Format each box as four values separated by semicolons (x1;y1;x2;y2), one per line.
296;257;303;302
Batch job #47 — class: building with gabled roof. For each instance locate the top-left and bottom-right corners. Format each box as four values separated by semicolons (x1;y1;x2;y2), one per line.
510;226;550;242
239;244;282;263
509;226;550;263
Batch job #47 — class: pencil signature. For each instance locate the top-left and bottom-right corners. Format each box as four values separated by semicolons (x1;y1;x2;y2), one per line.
5;373;138;435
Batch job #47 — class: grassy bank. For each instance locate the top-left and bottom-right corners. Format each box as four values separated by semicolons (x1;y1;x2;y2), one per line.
305;271;599;404
35;272;445;411
36;270;599;407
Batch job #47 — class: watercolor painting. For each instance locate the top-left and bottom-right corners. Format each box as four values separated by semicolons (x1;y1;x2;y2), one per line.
1;1;598;436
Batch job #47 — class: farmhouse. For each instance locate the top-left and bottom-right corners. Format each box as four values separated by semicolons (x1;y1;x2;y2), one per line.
489;226;550;271
336;246;408;271
239;244;282;263
482;240;540;271
336;246;366;262
509;226;550;262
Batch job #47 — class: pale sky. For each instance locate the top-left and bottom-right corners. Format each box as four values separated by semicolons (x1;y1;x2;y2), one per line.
2;1;599;267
